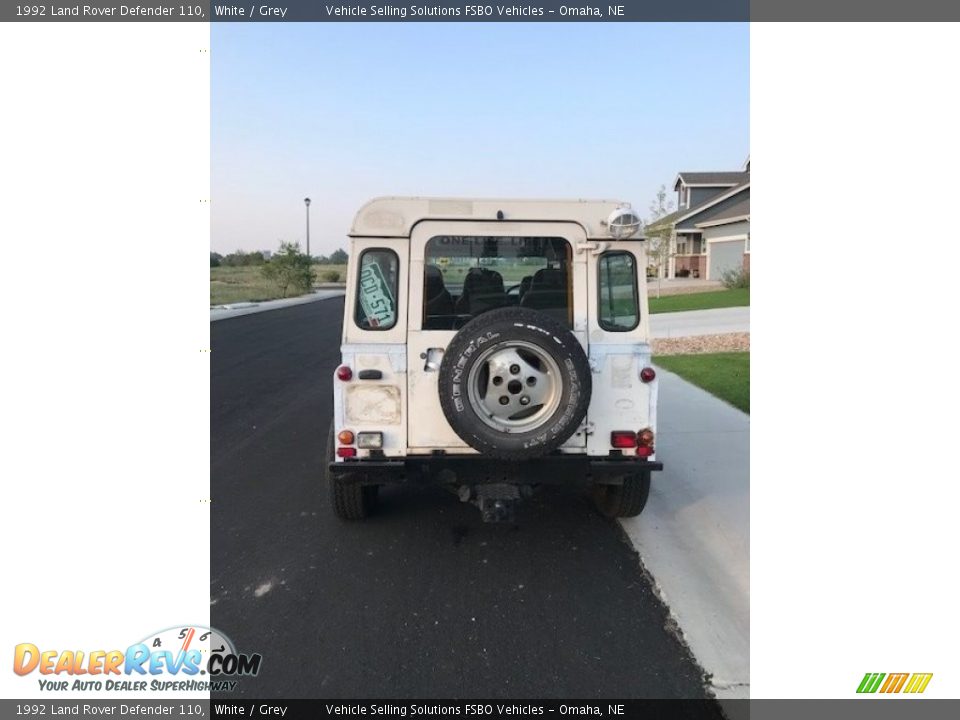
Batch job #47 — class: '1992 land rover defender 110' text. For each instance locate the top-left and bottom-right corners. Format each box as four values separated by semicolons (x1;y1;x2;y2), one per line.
325;197;662;522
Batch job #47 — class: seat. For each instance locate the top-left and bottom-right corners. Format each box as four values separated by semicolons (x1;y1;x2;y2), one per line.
519;267;570;324
519;275;533;300
423;264;454;329
455;268;506;317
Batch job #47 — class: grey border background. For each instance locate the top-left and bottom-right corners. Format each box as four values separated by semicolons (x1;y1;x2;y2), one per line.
2;700;960;718
10;0;960;23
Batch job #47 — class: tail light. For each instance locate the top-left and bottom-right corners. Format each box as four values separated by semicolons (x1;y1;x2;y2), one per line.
611;431;637;448
336;366;353;381
640;367;656;383
337;430;354;445
636;428;655;458
336;447;356;458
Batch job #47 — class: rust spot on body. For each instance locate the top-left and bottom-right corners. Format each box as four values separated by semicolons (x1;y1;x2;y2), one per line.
345;385;402;424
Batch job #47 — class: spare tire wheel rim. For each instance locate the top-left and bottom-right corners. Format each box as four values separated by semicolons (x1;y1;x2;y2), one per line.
466;340;563;433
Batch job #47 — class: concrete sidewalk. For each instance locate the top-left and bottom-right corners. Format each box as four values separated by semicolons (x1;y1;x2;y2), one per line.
210;289;345;321
620;368;750;699
646;278;724;295
650;306;750;338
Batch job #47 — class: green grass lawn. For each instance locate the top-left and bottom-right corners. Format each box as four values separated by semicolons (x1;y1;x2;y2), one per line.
648;288;749;314
210;264;347;306
655;352;749;413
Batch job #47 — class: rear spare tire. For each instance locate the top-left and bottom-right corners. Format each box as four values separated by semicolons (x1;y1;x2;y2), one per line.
438;307;591;460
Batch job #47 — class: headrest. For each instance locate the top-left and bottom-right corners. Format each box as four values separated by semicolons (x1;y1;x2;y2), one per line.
425;264;445;297
531;267;565;288
464;267;504;295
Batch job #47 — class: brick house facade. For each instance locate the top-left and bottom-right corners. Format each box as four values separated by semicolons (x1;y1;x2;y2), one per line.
646;158;750;280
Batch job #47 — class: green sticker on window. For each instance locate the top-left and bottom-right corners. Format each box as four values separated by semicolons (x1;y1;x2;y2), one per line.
358;259;396;328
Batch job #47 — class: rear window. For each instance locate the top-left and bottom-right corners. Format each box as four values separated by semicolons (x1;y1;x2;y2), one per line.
354;249;399;330
423;236;572;330
598;251;639;331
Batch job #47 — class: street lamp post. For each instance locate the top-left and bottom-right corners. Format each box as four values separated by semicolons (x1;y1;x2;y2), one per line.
304;197;311;259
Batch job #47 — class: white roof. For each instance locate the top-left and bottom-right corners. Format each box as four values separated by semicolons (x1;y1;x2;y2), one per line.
349;196;634;239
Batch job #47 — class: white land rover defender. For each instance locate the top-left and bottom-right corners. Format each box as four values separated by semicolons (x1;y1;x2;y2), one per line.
325;197;662;522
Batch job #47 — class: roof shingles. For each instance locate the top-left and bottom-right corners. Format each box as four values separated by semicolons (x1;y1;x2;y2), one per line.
694;198;750;227
675;171;748;188
646;180;750;233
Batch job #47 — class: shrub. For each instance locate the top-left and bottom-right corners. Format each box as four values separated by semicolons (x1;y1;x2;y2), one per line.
261;242;314;297
676;268;691;278
720;267;750;289
320;270;341;283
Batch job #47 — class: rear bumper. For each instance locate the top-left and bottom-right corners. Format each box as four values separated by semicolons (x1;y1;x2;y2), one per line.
328;453;663;485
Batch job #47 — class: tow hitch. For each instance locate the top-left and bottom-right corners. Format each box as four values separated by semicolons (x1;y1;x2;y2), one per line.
459;483;530;523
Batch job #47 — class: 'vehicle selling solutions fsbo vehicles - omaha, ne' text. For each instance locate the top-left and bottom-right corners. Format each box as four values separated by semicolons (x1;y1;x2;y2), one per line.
325;197;662;522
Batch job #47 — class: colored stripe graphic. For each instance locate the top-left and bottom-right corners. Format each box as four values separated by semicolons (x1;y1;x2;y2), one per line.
857;673;885;693
903;673;933;694
880;673;909;693
858;672;933;694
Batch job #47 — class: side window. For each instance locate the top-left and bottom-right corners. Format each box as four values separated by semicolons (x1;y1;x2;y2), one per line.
354;249;399;330
598;251;639;332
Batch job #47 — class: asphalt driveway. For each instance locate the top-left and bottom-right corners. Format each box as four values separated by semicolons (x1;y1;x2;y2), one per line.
210;297;710;699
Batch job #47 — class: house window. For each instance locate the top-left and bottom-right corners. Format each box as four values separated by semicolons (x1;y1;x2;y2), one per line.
354;249;399;330
676;239;688;255
598;251;639;332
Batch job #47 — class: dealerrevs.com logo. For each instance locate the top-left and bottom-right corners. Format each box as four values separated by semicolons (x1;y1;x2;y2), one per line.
13;625;262;693
857;672;933;694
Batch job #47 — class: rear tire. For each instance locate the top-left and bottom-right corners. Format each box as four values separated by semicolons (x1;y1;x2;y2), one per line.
362;484;380;510
325;426;375;520
592;474;651;518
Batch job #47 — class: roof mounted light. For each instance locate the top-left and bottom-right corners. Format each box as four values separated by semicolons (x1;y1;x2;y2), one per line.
606;206;642;239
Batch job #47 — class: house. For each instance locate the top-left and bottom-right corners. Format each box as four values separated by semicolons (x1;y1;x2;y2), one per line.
646;157;749;280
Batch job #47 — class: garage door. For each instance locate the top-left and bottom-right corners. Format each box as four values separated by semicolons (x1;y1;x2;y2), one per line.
708;239;745;280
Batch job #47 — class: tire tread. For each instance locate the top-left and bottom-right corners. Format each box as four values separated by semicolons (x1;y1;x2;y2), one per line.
593;474;651;518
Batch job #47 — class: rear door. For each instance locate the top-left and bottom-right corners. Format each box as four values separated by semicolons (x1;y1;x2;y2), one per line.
585;243;656;456
338;238;408;458
406;220;589;452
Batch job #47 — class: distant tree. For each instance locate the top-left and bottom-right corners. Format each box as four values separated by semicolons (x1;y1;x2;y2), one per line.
222;250;266;267
210;251;223;268
644;185;675;299
320;269;341;283
314;248;348;265
261;242;314;298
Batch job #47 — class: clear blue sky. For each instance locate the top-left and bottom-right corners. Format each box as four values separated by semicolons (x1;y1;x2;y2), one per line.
212;23;748;256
